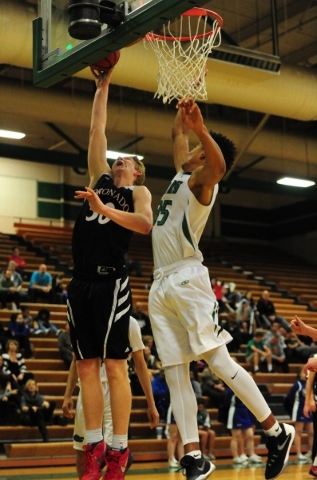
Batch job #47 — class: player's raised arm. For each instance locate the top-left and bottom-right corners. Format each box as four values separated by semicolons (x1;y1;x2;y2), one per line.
172;103;191;173
87;69;114;187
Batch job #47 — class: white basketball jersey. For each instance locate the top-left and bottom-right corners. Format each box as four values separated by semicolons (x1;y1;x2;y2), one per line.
152;171;219;269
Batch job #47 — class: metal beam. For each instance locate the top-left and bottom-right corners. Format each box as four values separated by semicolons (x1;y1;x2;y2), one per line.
226;114;270;180
33;0;209;88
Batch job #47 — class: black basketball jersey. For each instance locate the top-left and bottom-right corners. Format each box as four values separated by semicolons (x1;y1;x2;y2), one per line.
72;174;134;273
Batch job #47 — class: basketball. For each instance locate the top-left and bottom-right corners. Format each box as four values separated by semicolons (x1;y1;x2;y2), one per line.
90;50;120;72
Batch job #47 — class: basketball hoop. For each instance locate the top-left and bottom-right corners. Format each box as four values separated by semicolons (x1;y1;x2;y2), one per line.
144;8;223;104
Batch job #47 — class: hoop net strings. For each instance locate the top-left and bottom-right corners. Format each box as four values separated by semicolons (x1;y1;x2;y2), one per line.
145;15;221;104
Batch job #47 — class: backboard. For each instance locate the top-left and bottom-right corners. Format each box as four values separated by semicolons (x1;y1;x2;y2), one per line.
33;0;209;88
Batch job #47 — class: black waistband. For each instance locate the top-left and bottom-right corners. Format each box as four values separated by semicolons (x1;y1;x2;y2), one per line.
73;265;126;282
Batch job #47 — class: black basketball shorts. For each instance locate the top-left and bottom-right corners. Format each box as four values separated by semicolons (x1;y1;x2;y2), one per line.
67;272;131;360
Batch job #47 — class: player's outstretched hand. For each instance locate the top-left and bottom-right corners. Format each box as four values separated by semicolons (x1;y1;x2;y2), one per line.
90;66;115;88
290;315;307;336
74;186;106;216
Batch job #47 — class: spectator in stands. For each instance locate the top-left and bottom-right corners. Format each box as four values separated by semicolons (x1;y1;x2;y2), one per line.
21;379;56;442
222;311;242;353
165;404;184;469
0;368;20;425
57;321;73;369
52;273;67;304
2;339;34;390
28;264;53;303
0;269;21;309
143;345;161;380
221;380;262;465
264;332;289;373
142;335;159;360
7;247;26;276
124;253;143;277
34;308;60;336
210;277;223;302
218;283;241;315
245;330;273;373
237;291;259;327
20;306;41;335
151;369;170;423
7;261;29;303
200;366;226;408
131;302;152;336
197;397;216;460
190;370;203;399
256;290;290;331
8;312;33;359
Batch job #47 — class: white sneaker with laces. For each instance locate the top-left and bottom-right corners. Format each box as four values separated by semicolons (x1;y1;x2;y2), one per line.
169;459;179;468
297;453;309;463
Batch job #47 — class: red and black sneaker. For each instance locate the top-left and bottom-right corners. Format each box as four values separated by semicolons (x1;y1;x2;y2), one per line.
82;441;106;480
103;447;133;480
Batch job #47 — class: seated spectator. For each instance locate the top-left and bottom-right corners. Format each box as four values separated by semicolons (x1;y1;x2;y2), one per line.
256;290;290;331
237;291;259;328
57;321;73;369
222;311;242;353
0;269;21;309
125;253;142;277
131;302;152;336
21;379;56;442
210;277;223;302
218;283;241;314
264;332;289;373
34;308;60;336
20;306;41;335
2;339;34;390
245;330;273;373
143;345;161;380
200;366;226;408
52;274;67;305
239;320;255;345
28;264;53;303
8;312;33;359
8;247;26;276
143;335;159;360
0;372;20;425
197;397;216;460
190;370;203;399
151;369;170;423
7;261;29;303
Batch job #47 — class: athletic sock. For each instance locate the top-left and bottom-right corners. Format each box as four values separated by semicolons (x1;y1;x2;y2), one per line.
264;421;282;437
86;428;103;445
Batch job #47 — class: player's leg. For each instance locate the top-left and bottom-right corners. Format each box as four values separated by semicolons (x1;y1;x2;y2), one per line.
203;345;295;479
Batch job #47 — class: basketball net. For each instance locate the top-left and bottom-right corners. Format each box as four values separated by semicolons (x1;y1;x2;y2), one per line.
144;9;222;104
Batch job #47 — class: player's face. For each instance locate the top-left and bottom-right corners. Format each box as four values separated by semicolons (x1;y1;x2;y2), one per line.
113;157;138;175
181;144;206;172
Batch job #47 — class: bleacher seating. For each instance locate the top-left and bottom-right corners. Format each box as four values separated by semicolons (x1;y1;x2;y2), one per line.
0;225;315;466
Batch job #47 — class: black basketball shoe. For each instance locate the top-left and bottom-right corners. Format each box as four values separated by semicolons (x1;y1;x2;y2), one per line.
265;423;295;480
180;455;216;480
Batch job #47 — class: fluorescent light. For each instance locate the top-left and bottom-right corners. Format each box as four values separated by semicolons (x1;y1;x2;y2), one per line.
277;177;315;188
107;150;143;161
0;129;25;139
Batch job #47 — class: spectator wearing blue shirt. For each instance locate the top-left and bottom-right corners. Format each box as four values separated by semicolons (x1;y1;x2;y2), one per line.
28;264;53;303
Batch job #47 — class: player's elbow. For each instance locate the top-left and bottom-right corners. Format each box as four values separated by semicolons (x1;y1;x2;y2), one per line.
140;221;152;235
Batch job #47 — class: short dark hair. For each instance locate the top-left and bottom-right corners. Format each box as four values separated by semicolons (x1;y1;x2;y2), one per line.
209;130;237;173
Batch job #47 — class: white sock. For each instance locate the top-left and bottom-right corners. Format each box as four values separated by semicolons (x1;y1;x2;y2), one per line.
111;434;128;450
267;364;273;372
187;450;201;458
264;421;282;437
86;428;103;445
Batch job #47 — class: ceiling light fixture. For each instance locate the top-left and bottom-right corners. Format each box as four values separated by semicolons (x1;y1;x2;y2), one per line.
107;150;143;160
0;129;25;139
277;177;315;188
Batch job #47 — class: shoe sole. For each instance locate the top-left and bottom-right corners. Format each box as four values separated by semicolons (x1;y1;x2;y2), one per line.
309;470;317;478
265;425;295;480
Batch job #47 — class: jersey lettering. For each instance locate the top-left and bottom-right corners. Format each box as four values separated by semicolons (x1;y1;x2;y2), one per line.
166;180;183;194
